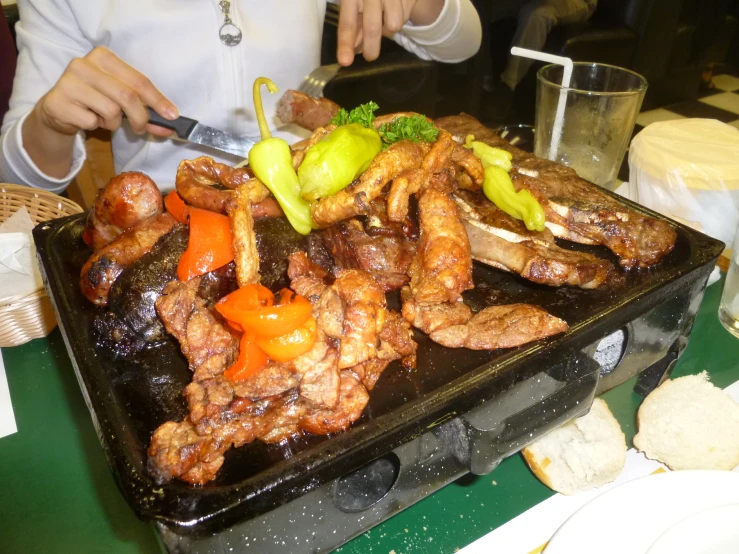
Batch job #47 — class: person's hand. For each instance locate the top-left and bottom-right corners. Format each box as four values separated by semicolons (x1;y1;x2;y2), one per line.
32;46;178;138
337;0;444;66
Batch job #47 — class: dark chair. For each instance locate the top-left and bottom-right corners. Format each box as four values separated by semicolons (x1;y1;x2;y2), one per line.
648;0;737;106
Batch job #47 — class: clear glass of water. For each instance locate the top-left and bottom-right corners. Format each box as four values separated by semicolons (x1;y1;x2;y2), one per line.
719;230;739;338
534;63;647;190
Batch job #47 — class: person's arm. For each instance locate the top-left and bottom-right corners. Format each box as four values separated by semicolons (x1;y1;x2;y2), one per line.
394;0;482;63
334;0;482;66
0;0;176;191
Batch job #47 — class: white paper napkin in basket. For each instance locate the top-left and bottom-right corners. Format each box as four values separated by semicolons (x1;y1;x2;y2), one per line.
0;207;44;301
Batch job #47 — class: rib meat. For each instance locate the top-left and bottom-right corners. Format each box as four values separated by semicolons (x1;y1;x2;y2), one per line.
455;190;614;289
435;114;677;268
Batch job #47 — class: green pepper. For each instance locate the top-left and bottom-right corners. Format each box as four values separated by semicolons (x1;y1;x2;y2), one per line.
299;123;382;201
464;134;513;171
248;77;315;235
482;166;546;232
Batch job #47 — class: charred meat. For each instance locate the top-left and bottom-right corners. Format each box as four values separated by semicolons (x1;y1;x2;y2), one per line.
80;213;177;307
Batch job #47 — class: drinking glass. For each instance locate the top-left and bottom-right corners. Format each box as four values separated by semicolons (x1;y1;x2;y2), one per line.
719;228;739;338
534;63;647;190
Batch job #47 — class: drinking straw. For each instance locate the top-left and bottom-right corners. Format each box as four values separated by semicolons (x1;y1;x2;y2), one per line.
511;47;573;160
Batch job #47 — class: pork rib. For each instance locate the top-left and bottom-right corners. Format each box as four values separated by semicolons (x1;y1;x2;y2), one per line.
435;114;677;268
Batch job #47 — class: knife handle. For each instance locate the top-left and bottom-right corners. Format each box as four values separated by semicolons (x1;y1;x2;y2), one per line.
144;107;198;138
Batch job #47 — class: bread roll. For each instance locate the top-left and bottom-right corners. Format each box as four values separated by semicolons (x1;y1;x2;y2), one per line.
522;398;627;495
634;372;739;471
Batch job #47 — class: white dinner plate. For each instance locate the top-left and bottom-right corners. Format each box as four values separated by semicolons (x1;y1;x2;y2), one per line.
647;503;739;554
544;471;739;554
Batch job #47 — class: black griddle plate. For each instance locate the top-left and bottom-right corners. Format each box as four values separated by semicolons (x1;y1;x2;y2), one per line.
33;195;723;534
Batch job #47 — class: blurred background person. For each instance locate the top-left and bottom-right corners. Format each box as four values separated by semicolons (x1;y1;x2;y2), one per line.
484;0;597;118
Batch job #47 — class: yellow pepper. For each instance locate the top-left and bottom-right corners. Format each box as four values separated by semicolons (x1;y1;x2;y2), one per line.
464;134;545;232
299;123;382;201
464;134;513;171
482;166;546;232
248;77;315;235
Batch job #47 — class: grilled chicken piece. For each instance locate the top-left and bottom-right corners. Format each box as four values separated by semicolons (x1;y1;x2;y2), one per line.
175;156;280;218
455;190;613;289
408;186;474;305
385;129;457;223
435;114;677;268
429;304;568;350
311;140;425;227
82;171;163;251
227;183;260;287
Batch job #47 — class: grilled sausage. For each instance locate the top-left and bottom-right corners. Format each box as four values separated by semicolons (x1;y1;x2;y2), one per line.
82;172;163;251
276;90;340;131
80;213;176;307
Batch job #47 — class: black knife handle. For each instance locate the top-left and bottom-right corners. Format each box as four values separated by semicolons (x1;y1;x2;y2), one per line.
144;107;198;138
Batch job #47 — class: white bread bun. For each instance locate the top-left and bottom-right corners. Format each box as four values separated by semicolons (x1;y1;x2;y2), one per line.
633;371;739;471
521;398;627;495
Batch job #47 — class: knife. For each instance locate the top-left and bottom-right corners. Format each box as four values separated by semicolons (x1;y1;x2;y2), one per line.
142;106;256;159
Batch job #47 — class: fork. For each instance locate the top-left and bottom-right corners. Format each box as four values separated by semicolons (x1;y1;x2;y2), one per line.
297;63;341;98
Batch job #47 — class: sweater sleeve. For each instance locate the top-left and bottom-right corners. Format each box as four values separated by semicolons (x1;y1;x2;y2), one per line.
0;0;90;192
393;0;482;64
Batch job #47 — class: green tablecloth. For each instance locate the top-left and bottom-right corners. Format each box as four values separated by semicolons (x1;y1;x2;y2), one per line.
1;279;737;554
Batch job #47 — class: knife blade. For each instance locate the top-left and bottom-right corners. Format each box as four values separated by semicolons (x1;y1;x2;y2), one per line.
144;107;256;159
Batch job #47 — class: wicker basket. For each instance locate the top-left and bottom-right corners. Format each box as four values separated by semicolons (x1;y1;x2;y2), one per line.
0;184;83;347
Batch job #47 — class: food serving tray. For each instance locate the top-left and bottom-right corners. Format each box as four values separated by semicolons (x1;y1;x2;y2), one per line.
34;194;723;538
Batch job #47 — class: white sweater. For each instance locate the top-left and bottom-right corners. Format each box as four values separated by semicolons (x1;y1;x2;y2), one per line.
0;0;481;192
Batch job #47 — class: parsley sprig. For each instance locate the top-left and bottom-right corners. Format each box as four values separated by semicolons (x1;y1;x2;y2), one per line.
330;101;439;148
378;114;438;146
330;101;380;128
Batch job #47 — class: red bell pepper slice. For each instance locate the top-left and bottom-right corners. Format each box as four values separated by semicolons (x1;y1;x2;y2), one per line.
177;207;234;281
255;317;317;362
164;191;190;224
224;333;269;382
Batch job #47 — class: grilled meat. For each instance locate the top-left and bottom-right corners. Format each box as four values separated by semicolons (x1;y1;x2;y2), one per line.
311;140;425;227
435;114;677;268
429;304;568;350
82;171;162;251
175;156;281;218
155;278;238;380
227;183;260;287
456;190;613;289
80;213;177;307
91;225;188;356
276;90;341;131
408;186;474;305
321;199;417;292
298;371;370;435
